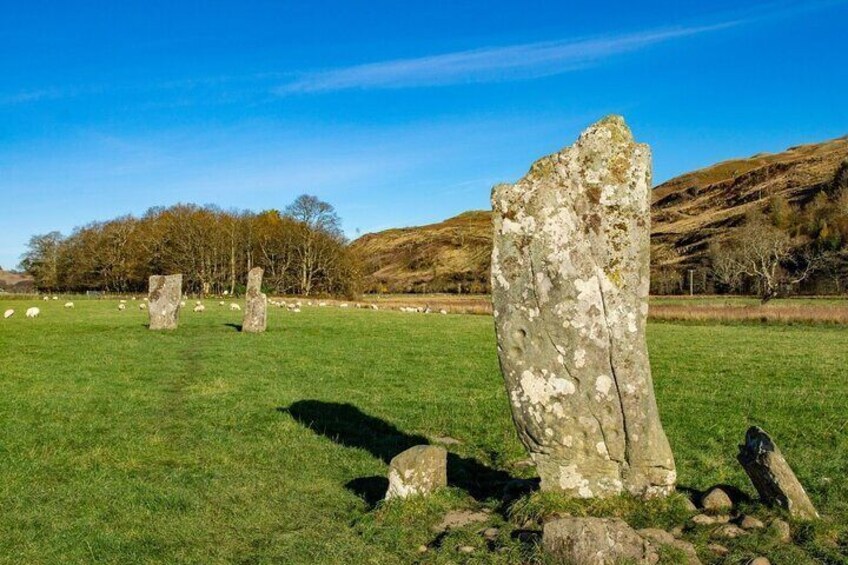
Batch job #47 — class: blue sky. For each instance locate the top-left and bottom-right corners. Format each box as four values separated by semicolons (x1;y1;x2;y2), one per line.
1;0;847;269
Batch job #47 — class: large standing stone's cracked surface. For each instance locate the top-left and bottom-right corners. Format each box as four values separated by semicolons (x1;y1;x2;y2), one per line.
148;274;182;330
491;116;676;498
242;267;267;333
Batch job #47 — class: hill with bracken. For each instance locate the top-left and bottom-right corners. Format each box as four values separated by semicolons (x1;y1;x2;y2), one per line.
0;269;35;292
351;136;848;293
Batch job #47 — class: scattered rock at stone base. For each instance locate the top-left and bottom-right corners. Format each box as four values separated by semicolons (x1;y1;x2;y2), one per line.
713;524;748;539
692;514;730;526
708;543;729;556
747;558;771;565
702;487;733;511
737;426;819;519
770;518;792;543
432;509;489;533
543;517;657;565
385;445;447;500
739;515;765;530
638;528;701;564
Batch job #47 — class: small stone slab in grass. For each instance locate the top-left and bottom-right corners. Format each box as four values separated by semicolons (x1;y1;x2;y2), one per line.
737;426;819;519
385;445;447;500
543;516;657;565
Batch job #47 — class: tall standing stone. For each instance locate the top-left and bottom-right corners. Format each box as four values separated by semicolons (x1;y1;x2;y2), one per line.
491;116;676;498
148;274;182;330
242;267;267;333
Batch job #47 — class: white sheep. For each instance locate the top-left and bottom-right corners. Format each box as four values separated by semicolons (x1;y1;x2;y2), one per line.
219;301;225;306
195;300;202;306
64;302;74;308
120;299;127;304
339;303;349;308
139;303;148;310
194;304;205;313
26;307;40;318
52;296;58;301
118;303;126;311
440;309;448;315
180;301;186;307
229;303;241;311
42;296;49;301
3;309;13;319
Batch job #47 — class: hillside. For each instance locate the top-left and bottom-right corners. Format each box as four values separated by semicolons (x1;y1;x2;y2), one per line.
0;269;34;292
352;136;848;293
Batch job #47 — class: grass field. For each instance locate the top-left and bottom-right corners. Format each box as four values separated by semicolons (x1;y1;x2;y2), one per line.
0;300;846;564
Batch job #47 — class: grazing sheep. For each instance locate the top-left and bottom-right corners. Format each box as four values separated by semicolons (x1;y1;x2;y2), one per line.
42;296;49;301
440;309;448;315
229;303;241;311
52;296;58;301
118;303;127;311
219;301;225;306
139;303;148;310
64;302;74;308
339;303;349;308
180;301;186;307
120;299;127;304
370;304;379;311
3;309;13;319
291;307;301;313
318;302;327;307
195;300;202;306
223;290;229;296
26;307;40;318
193;304;205;312
131;296;137;301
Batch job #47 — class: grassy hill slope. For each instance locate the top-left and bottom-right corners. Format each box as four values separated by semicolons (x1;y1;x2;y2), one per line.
352;136;848;293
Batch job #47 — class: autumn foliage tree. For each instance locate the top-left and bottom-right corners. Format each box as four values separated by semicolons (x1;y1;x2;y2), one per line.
20;196;359;297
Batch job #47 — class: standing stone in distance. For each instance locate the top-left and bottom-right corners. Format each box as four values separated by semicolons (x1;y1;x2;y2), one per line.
242;267;267;333
737;426;818;519
491;116;676;498
148;274;182;330
385;445;447;500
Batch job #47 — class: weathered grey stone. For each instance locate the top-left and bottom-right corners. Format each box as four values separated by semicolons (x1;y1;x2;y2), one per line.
385;445;447;500
543;517;658;564
713;524;747;539
770;518;792;543
638;528;701;564
702;487;733;511
491;115;676;498
242;267;267;333
148;274;182;330
739;515;765;530
691;514;730;526
737;427;818;519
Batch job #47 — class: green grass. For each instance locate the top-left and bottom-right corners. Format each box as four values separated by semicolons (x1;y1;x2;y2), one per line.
0;300;846;564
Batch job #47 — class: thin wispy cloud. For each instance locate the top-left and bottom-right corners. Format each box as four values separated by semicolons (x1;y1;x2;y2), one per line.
276;22;738;94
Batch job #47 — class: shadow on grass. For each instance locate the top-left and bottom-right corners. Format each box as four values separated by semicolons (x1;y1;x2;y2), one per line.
224;323;243;332
279;400;523;505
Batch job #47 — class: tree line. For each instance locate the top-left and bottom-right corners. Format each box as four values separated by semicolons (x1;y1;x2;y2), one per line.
19;195;360;297
652;174;848;301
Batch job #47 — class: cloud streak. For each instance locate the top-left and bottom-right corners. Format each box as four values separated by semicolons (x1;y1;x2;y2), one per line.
276;22;738;94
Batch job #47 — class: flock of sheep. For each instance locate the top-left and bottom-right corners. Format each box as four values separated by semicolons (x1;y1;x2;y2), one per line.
2;296;451;320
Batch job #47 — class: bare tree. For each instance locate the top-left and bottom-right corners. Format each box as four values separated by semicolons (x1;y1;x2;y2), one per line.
710;213;819;302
